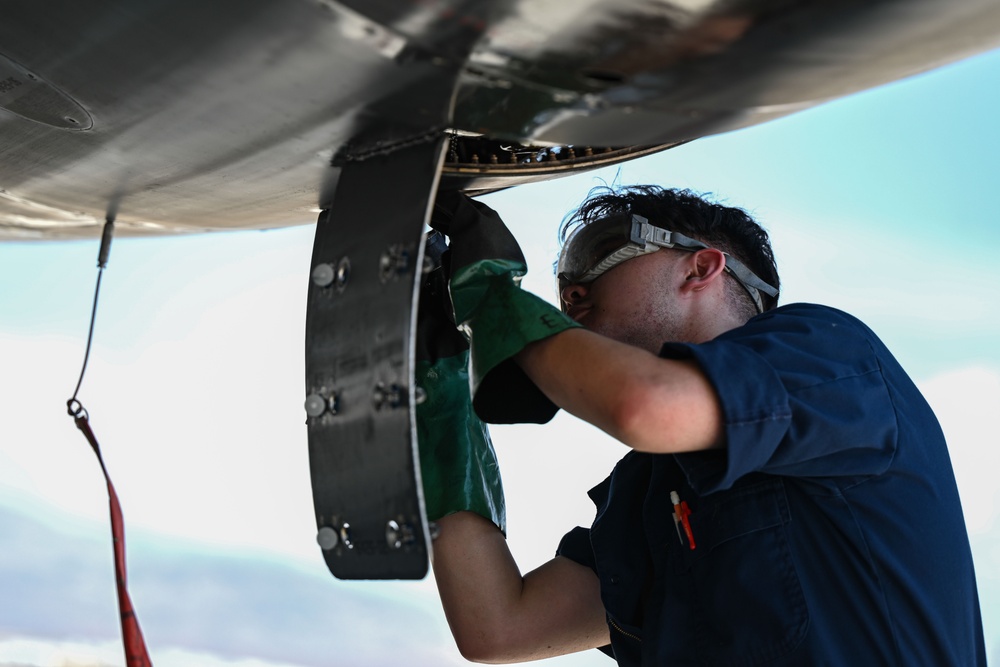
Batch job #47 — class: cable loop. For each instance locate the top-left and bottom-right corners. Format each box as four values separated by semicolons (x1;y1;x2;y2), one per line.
66;398;88;420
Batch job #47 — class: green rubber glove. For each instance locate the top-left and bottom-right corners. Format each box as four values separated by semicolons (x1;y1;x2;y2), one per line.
415;231;505;532
430;191;581;424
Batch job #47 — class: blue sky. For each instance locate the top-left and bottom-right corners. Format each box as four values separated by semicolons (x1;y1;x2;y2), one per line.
1;48;999;666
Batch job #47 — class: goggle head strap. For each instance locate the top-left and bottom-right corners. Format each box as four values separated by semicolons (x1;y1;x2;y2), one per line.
632;215;778;313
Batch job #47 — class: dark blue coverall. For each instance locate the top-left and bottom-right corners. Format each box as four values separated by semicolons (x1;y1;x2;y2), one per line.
558;304;986;666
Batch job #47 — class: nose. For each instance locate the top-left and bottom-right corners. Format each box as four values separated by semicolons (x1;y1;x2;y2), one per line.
560;281;589;309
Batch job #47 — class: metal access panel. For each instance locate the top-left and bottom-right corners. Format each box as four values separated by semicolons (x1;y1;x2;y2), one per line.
304;138;445;579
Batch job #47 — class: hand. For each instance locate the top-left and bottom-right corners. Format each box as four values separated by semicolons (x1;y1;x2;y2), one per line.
415;230;505;532
430;191;579;424
430;190;525;274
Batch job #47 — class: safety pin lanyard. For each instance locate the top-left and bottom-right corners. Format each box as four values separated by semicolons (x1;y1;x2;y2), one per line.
66;219;153;667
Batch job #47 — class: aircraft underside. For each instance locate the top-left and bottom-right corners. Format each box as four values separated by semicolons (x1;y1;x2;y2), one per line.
4;0;999;579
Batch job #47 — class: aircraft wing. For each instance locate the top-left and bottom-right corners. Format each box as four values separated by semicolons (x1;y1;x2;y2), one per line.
2;0;999;240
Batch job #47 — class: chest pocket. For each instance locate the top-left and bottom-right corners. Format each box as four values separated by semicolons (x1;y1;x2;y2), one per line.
680;478;808;667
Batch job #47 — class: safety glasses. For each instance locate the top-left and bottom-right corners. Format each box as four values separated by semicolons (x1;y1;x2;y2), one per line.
557;214;778;314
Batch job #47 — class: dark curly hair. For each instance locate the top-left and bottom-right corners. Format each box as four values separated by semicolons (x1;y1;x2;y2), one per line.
560;185;780;319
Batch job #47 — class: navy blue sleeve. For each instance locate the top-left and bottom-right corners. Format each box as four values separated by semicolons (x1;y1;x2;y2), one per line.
556;527;616;660
556;526;597;571
660;304;898;494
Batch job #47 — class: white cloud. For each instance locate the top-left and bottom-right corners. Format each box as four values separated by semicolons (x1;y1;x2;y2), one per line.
918;366;1000;535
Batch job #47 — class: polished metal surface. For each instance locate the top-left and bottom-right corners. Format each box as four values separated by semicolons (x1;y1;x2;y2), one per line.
2;0;999;239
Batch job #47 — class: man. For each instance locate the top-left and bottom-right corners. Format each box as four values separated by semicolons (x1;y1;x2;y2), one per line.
417;185;985;665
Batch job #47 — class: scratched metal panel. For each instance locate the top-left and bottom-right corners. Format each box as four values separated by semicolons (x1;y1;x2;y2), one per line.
304;138;445;580
1;0;999;239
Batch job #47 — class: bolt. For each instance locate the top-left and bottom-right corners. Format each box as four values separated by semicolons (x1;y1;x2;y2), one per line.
385;519;417;549
304;393;327;417
317;526;339;550
305;391;339;418
312;263;336;288
372;382;404;410
379;246;409;283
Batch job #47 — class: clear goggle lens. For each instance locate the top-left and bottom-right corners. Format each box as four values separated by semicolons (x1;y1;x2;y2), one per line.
556;214;778;314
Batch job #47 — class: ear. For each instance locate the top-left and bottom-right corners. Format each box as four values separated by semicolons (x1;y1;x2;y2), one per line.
679;248;727;296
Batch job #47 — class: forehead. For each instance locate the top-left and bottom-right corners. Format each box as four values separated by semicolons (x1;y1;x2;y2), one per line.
564;215;631;255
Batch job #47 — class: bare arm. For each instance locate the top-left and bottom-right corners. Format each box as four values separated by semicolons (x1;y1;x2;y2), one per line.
516;328;723;454
432;511;610;663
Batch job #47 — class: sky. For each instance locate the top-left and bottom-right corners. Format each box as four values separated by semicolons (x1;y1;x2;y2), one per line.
1;46;999;667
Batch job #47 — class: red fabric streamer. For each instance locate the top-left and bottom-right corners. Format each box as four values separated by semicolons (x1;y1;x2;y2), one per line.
72;413;153;667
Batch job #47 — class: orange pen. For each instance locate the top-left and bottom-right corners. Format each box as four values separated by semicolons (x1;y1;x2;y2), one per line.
670;491;696;550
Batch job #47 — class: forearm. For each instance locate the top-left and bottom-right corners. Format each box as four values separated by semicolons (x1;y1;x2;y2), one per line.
515;328;723;453
432;512;608;663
